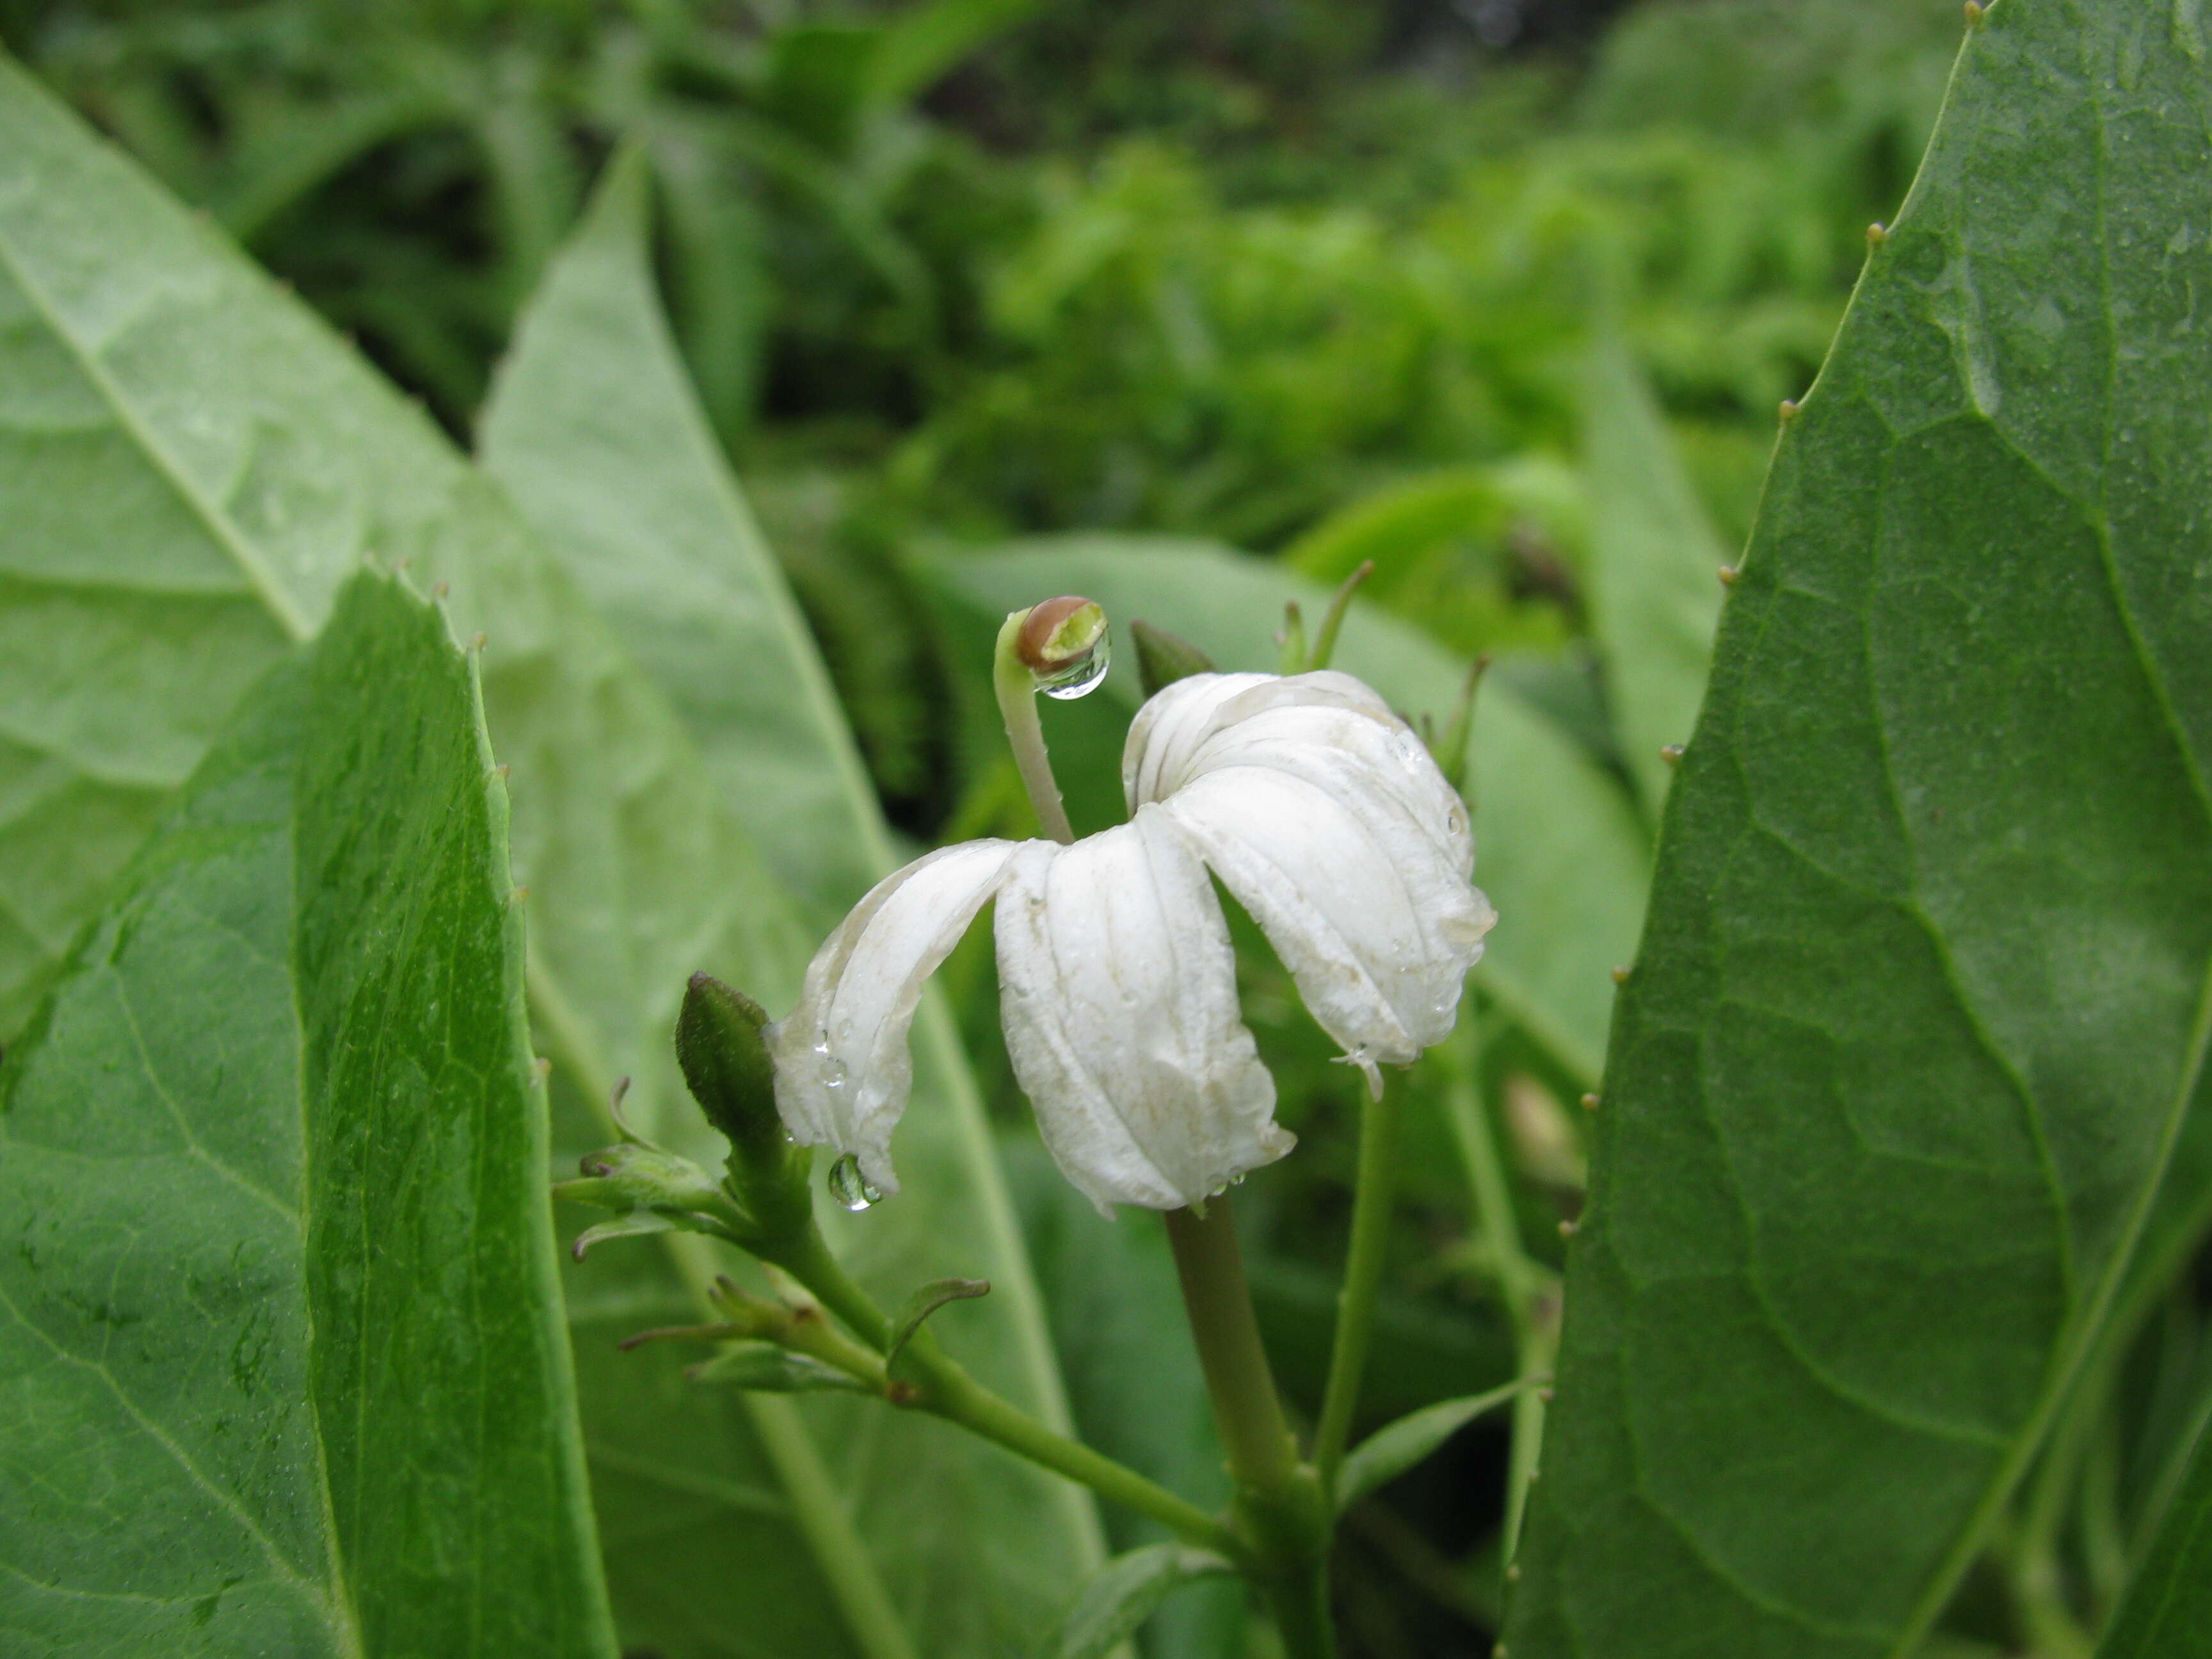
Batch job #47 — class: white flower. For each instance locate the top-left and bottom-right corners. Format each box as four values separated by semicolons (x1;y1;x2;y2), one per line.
769;670;1497;1214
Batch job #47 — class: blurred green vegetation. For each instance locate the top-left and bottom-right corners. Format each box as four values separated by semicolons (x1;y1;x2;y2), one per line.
1;3;1967;1653
3;0;1959;822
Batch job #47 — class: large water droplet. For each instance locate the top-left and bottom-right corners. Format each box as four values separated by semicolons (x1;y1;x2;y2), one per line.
828;1153;883;1212
1039;635;1111;700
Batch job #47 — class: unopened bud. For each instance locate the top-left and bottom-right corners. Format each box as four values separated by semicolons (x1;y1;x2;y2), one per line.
560;1141;725;1213
553;1141;748;1260
1016;597;1111;698
1130;619;1215;697
677;974;812;1247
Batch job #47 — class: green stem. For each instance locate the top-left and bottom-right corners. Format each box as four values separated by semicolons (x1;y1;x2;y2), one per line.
771;1225;1243;1561
1441;1012;1555;1555
1314;1074;1402;1499
1165;1201;1336;1659
918;1361;1249;1566
993;609;1075;845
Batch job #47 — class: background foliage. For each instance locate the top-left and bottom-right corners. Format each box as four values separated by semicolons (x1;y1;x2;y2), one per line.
6;2;2207;1657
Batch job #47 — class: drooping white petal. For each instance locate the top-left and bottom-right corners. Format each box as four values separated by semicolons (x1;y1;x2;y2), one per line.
1129;672;1495;1084
771;840;1021;1196
995;806;1292;1214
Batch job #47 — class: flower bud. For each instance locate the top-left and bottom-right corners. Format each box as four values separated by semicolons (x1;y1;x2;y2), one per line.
677;972;812;1246
552;1141;748;1260
1016;597;1111;698
1129;619;1215;698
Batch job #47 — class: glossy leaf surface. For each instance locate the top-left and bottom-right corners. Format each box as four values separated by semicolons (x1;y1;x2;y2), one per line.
0;572;615;1657
1505;4;2212;1653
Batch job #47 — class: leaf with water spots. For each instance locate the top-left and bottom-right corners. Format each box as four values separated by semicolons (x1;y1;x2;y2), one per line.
0;571;615;1657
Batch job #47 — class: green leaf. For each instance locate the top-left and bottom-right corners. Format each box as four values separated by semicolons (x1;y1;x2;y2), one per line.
1335;1380;1528;1514
480;152;1106;1653
0;68;1093;1657
689;1343;878;1395
479;145;882;918
2098;1420;2212;1659
1580;333;1727;820
0;570;615;1656
1504;5;2212;1655
1037;1544;1235;1659
927;534;1650;1087
885;1278;991;1371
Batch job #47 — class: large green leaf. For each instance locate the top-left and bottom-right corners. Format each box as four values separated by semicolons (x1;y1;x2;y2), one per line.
479;147;882;918
1580;335;1727;821
927;536;1649;1087
479;150;1104;1653
0;62;1093;1657
0;571;615;1656
1504;4;2212;1655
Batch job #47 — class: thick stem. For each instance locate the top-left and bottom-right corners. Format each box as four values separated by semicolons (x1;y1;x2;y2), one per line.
770;1224;1242;1560
1441;1011;1555;1556
1314;1075;1402;1498
1165;1201;1336;1659
992;610;1075;845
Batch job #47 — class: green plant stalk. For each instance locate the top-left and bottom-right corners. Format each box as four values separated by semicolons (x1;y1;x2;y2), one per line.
771;1226;1247;1564
993;609;1075;845
1313;1073;1403;1499
1442;1013;1554;1555
1165;1201;1336;1659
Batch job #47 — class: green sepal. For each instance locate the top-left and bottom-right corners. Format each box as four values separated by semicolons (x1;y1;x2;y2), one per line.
1129;618;1216;696
686;1341;878;1395
884;1277;990;1373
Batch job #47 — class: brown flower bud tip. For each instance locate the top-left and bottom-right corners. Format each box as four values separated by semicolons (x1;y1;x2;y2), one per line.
1580;1092;1600;1112
1017;596;1109;673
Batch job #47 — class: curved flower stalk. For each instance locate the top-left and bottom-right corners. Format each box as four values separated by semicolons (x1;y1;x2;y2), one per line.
771;668;1496;1214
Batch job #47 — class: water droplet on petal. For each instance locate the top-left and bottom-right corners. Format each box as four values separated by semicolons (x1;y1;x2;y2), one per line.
1040;634;1111;700
829;1153;883;1212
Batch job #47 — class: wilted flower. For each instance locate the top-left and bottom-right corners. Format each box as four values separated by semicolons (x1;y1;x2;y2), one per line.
771;669;1496;1214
